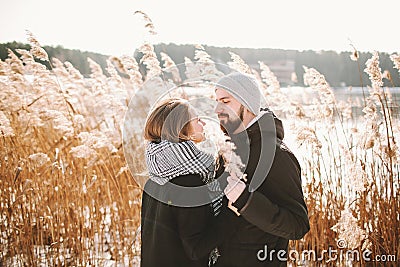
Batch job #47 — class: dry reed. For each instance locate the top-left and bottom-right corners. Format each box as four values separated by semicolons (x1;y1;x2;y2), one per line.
0;33;398;266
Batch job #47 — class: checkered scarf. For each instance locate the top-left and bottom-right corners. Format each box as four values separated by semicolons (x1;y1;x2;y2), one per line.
145;140;217;185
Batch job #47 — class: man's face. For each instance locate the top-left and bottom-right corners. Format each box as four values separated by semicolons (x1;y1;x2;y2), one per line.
215;88;244;134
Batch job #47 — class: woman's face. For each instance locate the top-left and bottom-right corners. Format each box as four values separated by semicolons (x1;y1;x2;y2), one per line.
188;110;206;143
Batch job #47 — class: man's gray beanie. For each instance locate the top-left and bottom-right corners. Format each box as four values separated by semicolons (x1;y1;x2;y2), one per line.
216;72;262;115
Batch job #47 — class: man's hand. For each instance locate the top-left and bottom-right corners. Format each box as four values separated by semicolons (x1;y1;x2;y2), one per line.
224;175;246;203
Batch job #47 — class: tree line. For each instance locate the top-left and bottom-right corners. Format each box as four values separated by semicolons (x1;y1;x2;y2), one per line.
1;41;399;87
0;41;109;77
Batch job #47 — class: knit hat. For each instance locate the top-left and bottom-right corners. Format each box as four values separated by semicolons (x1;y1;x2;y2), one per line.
215;72;261;115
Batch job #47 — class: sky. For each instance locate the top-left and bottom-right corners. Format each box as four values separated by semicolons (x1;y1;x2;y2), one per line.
1;0;399;56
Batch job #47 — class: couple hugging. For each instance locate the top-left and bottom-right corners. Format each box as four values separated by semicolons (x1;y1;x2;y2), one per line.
140;72;310;267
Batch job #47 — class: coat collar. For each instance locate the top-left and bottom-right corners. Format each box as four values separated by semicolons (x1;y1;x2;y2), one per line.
233;110;285;141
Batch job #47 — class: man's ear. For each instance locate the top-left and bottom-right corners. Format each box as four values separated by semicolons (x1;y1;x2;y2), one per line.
238;105;245;121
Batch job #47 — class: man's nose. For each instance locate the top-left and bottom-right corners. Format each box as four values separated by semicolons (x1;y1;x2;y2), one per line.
214;102;223;114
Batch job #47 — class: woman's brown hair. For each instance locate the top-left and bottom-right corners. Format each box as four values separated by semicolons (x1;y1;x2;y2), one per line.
144;98;193;143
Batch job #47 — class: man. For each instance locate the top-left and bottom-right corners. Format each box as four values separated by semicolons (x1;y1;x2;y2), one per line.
213;72;310;266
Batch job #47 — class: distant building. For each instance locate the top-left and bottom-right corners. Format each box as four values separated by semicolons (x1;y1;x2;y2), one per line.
250;60;296;86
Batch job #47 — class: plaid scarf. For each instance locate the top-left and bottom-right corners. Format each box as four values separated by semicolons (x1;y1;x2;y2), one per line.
145;140;216;184
145;140;222;265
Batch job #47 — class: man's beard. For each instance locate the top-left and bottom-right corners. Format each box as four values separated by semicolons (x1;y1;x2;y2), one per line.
218;106;244;135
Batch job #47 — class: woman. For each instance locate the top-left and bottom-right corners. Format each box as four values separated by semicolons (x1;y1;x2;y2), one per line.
140;98;236;267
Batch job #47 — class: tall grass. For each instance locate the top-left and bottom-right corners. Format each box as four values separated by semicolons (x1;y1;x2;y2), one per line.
0;33;399;266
